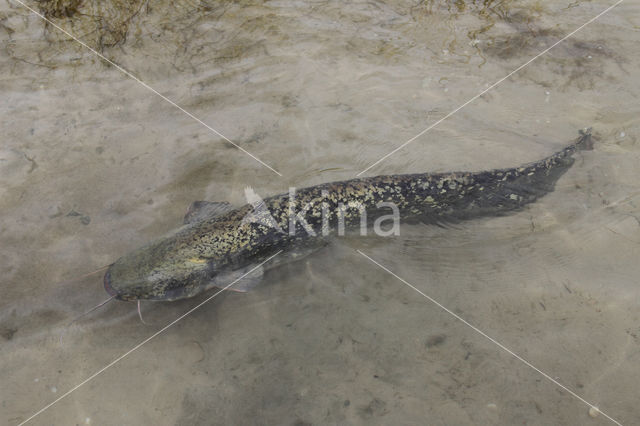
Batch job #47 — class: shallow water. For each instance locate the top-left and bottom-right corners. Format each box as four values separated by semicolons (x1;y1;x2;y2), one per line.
1;0;639;424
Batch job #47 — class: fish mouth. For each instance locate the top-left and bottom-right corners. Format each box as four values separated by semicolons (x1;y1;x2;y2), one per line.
103;269;117;297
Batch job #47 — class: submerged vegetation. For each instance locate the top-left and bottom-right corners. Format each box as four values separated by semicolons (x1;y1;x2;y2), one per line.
36;0;147;49
0;0;621;90
36;0;83;19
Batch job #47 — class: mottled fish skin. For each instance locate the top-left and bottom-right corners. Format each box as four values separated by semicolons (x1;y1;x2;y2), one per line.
105;130;593;301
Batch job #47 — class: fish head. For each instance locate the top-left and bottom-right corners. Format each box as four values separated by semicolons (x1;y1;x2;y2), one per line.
103;232;222;302
104;208;274;301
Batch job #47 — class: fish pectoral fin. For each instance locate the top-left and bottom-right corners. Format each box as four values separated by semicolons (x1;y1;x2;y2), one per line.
184;201;234;224
214;265;264;293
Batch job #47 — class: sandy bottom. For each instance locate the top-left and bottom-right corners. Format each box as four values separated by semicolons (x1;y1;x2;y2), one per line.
1;0;639;424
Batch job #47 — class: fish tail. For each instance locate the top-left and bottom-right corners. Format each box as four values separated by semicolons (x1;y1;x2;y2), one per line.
575;127;594;151
551;128;593;162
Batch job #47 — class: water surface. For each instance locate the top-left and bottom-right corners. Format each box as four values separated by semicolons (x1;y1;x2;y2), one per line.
1;0;639;424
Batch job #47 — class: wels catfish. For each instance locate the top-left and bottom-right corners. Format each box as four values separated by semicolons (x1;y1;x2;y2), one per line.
104;129;593;301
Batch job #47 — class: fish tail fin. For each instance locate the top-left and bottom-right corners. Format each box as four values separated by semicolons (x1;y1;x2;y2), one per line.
576;127;594;151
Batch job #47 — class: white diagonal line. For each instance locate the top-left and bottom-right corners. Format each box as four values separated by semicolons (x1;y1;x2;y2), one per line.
17;250;282;425
12;0;282;177
357;0;624;176
356;249;623;426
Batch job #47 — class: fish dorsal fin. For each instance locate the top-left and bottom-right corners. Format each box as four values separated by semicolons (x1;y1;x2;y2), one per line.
214;265;264;293
184;201;234;224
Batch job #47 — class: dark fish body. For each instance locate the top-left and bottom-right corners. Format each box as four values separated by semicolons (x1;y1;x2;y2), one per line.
105;130;593;301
